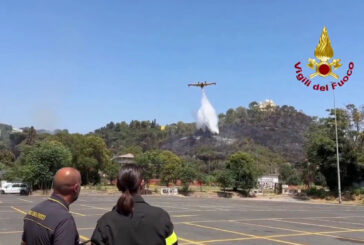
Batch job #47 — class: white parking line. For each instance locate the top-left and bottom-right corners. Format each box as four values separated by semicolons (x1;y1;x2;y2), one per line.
17;198;33;203
172;214;199;218
70;211;86;216
79;204;109;211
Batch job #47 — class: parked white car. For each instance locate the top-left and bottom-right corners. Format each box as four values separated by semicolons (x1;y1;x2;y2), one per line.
0;182;30;195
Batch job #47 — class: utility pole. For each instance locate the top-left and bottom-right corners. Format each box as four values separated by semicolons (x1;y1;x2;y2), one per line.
333;89;342;204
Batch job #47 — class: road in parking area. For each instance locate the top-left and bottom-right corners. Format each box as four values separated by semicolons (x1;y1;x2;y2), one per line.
2;193;364;244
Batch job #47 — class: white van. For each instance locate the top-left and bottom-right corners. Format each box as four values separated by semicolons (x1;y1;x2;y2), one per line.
0;182;30;195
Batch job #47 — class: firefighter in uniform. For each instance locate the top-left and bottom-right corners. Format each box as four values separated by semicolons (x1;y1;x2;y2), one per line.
91;164;178;245
21;167;82;245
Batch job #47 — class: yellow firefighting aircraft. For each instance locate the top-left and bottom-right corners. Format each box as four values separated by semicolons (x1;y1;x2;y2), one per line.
188;81;216;88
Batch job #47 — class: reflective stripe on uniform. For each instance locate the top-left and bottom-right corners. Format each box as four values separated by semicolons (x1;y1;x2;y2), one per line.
165;231;178;245
48;198;68;211
24;217;54;231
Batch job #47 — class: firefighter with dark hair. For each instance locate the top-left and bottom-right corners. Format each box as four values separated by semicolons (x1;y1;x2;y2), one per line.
91;164;178;245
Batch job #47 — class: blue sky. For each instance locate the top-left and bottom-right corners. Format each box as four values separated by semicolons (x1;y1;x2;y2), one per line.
1;0;363;133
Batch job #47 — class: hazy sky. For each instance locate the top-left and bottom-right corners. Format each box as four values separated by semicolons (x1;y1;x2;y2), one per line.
1;1;363;133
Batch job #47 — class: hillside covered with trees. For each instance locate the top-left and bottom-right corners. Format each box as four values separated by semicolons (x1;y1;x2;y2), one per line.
1;102;364;196
94;103;313;172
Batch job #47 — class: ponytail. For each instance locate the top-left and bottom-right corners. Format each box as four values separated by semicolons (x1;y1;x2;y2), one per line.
117;189;134;215
116;164;143;216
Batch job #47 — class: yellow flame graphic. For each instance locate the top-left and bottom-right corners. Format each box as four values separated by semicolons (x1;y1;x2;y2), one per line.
314;26;334;62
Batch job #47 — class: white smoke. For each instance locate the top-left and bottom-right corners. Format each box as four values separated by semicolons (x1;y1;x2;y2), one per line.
197;90;219;134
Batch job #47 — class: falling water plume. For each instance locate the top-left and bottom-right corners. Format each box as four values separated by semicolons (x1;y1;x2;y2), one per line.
197;89;219;134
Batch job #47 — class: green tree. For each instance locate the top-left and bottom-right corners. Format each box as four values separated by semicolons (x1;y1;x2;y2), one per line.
226;152;260;192
135;151;159;185
77;135;111;184
301;161;321;188
279;163;301;185
0;149;15;166
25;126;37;145
53;132;111;184
225;108;236;124
249;101;259;110
135;150;164;180
215;169;234;192
103;161;119;183
196;148;225;174
18;141;72;190
346;104;364;139
160;151;182;185
179;164;197;192
121;146;143;156
201;174;216;186
306;108;360;191
137;150;183;186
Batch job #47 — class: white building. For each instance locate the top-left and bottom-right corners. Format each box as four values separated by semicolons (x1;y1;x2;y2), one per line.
11;128;23;133
257;174;279;190
258;99;277;111
111;153;135;167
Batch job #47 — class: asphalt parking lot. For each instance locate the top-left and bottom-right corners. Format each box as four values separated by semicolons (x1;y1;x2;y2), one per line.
1;193;364;245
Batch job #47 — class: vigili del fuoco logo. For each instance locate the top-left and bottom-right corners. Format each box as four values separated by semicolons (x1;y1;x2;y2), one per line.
294;26;354;92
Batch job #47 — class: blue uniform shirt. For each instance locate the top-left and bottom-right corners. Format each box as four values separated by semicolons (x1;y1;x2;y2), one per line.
22;193;79;245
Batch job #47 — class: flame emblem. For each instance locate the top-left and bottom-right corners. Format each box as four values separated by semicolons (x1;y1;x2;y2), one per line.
307;27;342;79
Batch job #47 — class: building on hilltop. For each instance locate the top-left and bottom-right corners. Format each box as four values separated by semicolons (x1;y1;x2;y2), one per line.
258;99;277;111
11;127;23;133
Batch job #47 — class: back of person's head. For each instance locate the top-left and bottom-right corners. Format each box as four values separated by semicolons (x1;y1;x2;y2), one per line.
53;167;81;204
116;164;143;215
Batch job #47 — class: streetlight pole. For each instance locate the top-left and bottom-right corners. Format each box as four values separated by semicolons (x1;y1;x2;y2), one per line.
333;89;342;204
